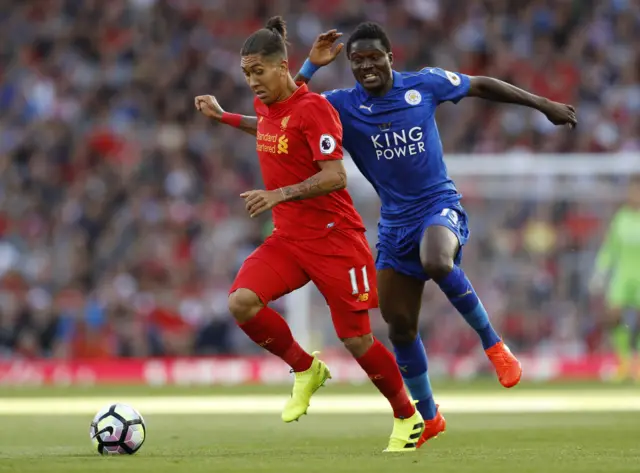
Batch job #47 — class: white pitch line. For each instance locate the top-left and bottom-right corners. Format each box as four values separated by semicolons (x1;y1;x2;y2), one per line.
1;392;640;415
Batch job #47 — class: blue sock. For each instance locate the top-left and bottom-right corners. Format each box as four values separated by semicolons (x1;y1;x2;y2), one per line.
392;336;437;420
436;265;501;350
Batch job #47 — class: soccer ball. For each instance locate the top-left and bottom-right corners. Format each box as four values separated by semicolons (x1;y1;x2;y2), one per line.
89;403;146;455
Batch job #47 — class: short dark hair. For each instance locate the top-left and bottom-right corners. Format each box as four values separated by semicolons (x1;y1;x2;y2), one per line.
241;16;288;58
346;22;392;56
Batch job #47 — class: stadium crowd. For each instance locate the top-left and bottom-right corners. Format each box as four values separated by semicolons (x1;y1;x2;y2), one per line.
0;0;638;359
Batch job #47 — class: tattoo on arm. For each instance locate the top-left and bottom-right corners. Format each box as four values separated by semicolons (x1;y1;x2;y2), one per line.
239;116;258;136
280;170;346;202
331;171;347;190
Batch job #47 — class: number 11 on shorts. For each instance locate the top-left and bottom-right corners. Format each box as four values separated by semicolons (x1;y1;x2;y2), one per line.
348;266;370;295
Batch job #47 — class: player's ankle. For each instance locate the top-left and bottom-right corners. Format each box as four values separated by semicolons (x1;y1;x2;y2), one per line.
393;401;416;419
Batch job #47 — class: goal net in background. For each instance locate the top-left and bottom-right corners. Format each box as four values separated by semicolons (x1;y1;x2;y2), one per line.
285;153;640;369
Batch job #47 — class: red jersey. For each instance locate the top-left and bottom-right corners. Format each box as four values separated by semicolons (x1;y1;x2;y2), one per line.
254;84;365;240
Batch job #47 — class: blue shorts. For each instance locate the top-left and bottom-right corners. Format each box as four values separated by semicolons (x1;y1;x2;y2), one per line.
375;204;470;281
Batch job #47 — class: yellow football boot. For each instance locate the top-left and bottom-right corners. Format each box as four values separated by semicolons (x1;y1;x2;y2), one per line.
281;352;331;423
383;408;425;453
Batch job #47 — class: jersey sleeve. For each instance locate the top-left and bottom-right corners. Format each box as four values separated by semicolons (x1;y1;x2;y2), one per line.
419;67;471;105
300;95;344;162
320;89;346;113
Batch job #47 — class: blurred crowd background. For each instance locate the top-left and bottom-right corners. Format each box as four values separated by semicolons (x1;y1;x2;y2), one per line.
0;0;638;360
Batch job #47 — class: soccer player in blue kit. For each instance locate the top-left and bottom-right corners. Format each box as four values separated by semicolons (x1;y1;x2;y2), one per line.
199;22;577;448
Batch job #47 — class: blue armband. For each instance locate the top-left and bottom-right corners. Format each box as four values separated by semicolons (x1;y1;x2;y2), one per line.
298;59;320;79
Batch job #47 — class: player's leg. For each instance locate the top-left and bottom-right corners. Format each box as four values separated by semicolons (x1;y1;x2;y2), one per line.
229;239;331;421
604;278;632;381
303;230;424;452
627;310;640;381
229;253;312;372
419;207;521;388
631;284;640;381
331;310;426;452
377;268;445;447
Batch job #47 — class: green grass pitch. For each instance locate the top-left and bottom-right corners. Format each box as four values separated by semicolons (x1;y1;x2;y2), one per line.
0;381;638;472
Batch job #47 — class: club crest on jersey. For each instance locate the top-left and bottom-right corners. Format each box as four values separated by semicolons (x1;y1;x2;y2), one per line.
280;115;290;131
440;208;459;227
404;89;422;105
445;70;461;86
320;134;336;154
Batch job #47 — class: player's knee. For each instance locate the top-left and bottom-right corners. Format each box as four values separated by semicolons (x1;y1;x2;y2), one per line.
388;324;418;346
228;289;263;323
422;253;454;281
342;333;374;358
380;311;418;345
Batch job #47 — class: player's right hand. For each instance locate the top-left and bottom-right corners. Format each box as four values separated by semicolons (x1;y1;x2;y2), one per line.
540;100;577;129
308;29;344;67
194;95;224;121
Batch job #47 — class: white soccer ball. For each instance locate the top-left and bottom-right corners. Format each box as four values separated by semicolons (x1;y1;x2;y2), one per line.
89;403;146;455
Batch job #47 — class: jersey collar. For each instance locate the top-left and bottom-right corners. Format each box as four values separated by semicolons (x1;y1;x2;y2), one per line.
356;70;403;99
266;82;308;115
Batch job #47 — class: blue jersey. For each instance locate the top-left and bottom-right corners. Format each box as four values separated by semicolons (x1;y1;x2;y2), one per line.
322;68;471;228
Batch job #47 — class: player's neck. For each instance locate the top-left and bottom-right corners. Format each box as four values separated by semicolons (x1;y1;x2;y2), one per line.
367;80;394;98
274;76;298;103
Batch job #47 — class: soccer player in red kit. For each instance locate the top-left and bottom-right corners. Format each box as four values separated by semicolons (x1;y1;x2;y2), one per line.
195;17;424;452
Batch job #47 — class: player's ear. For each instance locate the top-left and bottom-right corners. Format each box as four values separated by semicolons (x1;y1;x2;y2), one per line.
387;52;393;65
279;58;289;77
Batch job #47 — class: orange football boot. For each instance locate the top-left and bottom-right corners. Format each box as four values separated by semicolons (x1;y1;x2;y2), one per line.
416;405;446;448
485;341;522;388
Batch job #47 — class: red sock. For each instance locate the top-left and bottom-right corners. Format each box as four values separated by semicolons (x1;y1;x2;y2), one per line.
238;306;313;372
356;338;416;419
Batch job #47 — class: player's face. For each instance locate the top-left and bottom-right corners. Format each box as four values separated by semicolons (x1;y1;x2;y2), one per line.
348;39;393;94
241;54;288;105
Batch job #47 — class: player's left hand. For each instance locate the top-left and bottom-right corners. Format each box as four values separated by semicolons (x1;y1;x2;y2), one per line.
308;29;344;67
540;100;577;128
240;189;284;218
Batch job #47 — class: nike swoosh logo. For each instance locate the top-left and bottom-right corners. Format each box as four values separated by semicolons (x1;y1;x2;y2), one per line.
93;426;114;439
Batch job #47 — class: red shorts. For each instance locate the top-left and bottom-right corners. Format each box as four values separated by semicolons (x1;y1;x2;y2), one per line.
229;228;378;339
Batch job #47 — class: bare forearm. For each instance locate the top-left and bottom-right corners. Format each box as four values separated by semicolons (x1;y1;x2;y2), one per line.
279;169;346;202
293;72;312;84
468;76;546;111
237;116;258;136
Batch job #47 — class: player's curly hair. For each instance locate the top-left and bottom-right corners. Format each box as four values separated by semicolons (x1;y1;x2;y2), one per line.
346;22;392;56
241;16;289;59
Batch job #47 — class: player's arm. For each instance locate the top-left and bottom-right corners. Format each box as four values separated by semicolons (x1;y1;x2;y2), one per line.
466;76;577;127
294;30;344;83
423;68;577;128
241;161;346;217
279;98;346;201
280;160;347;201
194;95;257;136
241;97;346;218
